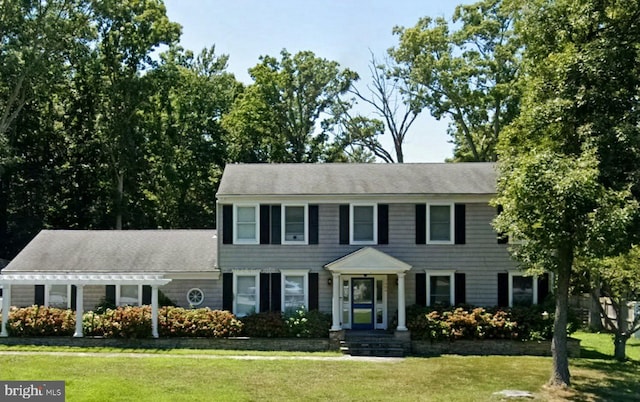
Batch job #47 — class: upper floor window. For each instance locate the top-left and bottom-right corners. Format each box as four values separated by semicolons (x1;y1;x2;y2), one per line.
428;203;453;244
351;204;377;244
234;205;259;244
283;205;307;244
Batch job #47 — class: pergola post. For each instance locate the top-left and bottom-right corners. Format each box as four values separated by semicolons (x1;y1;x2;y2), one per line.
396;272;407;331
73;285;84;338
1;284;11;337
151;285;159;338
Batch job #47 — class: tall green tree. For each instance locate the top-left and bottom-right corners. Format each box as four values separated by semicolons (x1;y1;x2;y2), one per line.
390;0;520;161
141;46;241;228
494;0;640;387
91;0;180;229
223;49;358;163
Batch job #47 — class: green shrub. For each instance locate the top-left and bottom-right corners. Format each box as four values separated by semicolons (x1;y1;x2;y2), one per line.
285;308;331;338
7;306;76;337
240;311;288;338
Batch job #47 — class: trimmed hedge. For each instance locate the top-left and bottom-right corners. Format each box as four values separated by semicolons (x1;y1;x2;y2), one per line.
240;308;331;338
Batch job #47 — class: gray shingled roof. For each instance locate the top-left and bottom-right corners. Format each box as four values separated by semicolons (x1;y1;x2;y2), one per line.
217;163;497;196
3;230;217;274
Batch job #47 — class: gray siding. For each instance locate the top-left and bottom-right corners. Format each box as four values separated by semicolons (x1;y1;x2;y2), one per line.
162;280;221;309
220;202;516;308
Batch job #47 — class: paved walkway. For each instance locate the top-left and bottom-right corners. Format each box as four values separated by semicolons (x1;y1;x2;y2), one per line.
0;350;404;363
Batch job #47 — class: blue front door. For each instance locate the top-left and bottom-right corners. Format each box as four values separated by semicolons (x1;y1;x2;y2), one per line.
351;278;375;330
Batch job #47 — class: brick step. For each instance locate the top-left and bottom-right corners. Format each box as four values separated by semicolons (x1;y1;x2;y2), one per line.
340;339;407;357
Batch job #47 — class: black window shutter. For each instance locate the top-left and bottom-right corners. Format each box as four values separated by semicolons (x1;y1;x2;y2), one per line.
538;273;550;303
497;273;509;307
35;285;45;305
106;285;116;305
454;273;466;305
339;204;349;244
454;204;466;245
415;204;426;244
378;204;389;245
222;273;233;311
142;285;152;305
260;205;271;244
308;273;319;311
271;205;281;245
271;273;282;312
309;205;319;244
71;285;77;310
260;273;270;312
222;205;233;244
415;273;426;307
496;205;509;244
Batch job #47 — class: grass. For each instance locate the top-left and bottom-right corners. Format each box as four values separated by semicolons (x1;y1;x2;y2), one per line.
0;331;638;401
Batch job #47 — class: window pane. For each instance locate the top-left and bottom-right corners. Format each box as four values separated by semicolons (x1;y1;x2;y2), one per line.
512;276;533;306
284;275;305;311
49;285;68;308
236;207;256;240
120;285;139;306
236;276;256;316
353;206;374;241
285;206;305;241
430;276;451;306
430;205;451;241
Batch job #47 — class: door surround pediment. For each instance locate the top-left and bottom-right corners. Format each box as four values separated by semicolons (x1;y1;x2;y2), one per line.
324;247;412;275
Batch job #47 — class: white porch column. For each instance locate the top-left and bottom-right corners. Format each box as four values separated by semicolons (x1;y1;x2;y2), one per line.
73;285;84;338
151;285;159;338
1;284;11;337
396;272;407;331
331;273;341;331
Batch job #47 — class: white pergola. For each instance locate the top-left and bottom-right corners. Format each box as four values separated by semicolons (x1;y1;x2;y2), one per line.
0;273;172;338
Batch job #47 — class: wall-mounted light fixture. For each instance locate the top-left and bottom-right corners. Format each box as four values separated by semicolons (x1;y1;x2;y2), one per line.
328;277;332;286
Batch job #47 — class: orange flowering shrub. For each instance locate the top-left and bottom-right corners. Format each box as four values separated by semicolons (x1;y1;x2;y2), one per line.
158;307;243;338
7;306;76;336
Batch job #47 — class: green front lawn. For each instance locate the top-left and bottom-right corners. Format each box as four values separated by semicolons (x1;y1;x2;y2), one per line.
0;331;638;401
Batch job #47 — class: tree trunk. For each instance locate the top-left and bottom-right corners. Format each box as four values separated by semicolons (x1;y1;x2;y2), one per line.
549;247;572;387
614;298;629;362
589;286;603;331
116;173;123;230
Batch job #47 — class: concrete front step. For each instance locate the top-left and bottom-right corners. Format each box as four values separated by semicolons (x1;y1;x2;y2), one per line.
340;335;408;357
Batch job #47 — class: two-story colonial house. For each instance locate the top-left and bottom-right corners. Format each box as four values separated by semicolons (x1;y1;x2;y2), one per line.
0;162;549;337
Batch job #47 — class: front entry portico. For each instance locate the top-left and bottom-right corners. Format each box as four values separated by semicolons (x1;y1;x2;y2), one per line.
325;247;412;332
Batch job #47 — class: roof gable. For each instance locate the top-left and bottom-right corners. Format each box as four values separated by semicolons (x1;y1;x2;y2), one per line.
324;247;412;274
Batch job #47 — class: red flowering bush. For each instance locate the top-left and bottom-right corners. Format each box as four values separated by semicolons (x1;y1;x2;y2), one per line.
7;306;76;337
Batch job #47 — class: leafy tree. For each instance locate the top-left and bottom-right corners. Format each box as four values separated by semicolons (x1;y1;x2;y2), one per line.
223;50;358;163
141;46;241;228
390;0;520;162
494;0;640;387
578;248;640;361
90;0;181;229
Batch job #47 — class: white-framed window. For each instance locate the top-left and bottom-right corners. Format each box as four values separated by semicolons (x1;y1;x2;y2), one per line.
233;270;260;317
281;270;309;312
282;204;308;244
187;288;205;306
350;204;377;244
508;272;537;307
46;284;72;308
426;270;455;307
234;204;259;244
117;284;142;306
427;203;454;244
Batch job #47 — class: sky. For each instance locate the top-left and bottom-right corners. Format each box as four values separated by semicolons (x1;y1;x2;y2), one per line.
163;1;473;163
